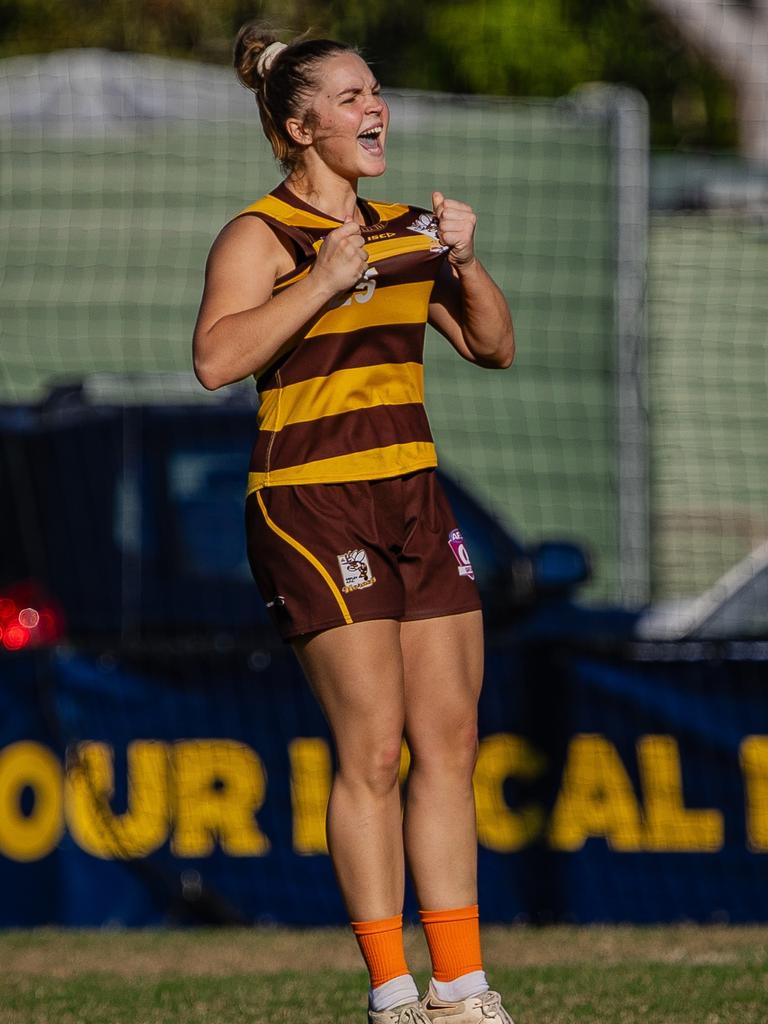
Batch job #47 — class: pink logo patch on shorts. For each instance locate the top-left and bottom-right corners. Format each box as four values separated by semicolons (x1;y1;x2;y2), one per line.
448;529;475;581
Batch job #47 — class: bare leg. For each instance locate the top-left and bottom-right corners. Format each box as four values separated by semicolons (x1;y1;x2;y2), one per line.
401;610;484;909
293;618;407;921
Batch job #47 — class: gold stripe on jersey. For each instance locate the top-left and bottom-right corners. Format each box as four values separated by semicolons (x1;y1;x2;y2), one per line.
255;492;353;624
306;281;433;338
365;233;443;262
239;195;409;229
237;194;339;230
258;362;425;432
275;236;439;294
247;441;437;493
366;200;410;222
310;233;441;263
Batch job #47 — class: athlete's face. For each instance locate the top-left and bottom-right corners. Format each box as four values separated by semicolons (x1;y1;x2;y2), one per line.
303;53;389;178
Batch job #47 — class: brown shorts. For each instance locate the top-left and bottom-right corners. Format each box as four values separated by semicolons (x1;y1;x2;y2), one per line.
245;469;482;640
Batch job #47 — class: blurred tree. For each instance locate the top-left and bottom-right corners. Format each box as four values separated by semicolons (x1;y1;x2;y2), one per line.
0;0;739;151
287;0;738;150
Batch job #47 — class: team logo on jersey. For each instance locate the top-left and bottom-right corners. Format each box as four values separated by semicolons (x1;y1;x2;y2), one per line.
337;548;376;592
406;213;448;252
448;529;475;581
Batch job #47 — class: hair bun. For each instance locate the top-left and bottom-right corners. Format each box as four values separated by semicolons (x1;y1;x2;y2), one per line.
233;24;284;92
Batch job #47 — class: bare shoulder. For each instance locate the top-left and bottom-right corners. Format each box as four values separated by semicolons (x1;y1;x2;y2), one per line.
195;215;295;340
206;214;294;281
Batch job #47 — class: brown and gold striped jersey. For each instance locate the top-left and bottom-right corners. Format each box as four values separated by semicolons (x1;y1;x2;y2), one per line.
237;183;449;494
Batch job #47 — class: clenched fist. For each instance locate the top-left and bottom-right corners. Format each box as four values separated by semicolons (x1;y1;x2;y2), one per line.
432;191;477;267
311;217;369;296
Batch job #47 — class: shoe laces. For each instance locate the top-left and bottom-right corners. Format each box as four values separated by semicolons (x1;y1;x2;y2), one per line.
478;990;514;1022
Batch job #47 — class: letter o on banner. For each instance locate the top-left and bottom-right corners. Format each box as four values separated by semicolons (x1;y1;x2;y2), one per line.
0;742;64;861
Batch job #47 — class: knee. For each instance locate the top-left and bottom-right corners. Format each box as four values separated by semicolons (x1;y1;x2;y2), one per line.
337;739;403;798
411;718;479;777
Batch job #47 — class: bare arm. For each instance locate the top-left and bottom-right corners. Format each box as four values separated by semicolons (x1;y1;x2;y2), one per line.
193;215;368;390
427;192;515;369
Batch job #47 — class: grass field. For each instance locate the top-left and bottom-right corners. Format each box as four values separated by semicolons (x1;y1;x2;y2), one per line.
2;926;767;1023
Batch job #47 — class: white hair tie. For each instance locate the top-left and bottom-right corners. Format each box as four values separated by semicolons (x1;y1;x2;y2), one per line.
256;41;287;77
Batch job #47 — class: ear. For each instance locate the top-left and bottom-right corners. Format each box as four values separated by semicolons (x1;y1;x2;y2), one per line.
285;117;314;146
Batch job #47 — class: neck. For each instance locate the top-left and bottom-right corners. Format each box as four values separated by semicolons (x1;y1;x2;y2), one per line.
284;163;361;222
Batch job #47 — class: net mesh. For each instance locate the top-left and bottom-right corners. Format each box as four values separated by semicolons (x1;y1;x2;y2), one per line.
649;207;768;599
0;49;631;602
3;49;768;604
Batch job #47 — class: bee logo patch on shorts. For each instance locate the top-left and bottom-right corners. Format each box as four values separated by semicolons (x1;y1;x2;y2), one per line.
448;529;475;581
337;548;376;592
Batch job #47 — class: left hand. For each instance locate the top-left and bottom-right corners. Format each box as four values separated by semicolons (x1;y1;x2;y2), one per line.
432;191;477;267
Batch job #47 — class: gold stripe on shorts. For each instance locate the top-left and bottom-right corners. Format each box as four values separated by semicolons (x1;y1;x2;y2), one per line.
255;491;353;626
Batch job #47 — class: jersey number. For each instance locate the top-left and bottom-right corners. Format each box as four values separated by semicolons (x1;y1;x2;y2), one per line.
329;277;377;309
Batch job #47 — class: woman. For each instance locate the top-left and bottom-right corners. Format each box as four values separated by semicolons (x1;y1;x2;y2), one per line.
193;23;516;1024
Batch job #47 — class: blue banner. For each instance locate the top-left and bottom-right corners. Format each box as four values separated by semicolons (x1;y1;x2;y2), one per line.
1;641;767;925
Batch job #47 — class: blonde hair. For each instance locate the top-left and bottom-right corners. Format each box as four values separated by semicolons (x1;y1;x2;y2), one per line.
233;22;356;173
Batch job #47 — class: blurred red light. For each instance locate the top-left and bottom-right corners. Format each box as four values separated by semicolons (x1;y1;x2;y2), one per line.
0;598;17;624
2;624;29;651
0;582;66;650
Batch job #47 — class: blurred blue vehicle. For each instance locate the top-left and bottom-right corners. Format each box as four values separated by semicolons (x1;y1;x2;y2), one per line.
0;373;620;655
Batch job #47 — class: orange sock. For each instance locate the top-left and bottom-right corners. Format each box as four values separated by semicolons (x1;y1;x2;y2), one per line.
351;913;410;988
419;904;484;981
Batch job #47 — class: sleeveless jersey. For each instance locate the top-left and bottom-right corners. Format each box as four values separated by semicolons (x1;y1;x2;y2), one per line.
237;183;449;495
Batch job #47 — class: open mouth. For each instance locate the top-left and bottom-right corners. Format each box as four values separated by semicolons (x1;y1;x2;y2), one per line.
357;124;384;154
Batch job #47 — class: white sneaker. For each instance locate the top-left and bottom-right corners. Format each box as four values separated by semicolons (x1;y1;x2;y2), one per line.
421;982;515;1024
369;1002;434;1024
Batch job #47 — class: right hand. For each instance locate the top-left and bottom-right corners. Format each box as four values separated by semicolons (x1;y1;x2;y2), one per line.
311;217;368;296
